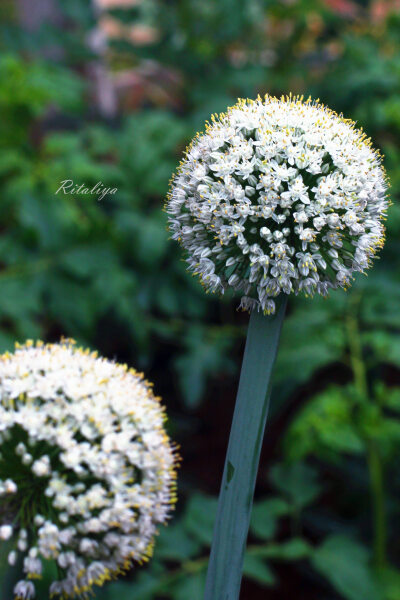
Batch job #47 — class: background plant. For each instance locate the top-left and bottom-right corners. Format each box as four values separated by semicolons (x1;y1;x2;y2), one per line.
0;0;399;598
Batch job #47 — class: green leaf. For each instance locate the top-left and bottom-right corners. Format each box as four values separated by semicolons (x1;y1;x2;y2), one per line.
60;245;117;278
311;535;383;600
47;275;97;332
132;214;168;268
275;298;346;391
183;494;218;546
250;497;290;540
263;538;311;560
0;331;15;353
380;386;400;412
156;522;201;561
243;555;275;586
361;277;400;328
175;326;234;408
270;462;322;509
174;570;206;600
96;579;158;600
363;330;400;369
378;567;400;600
0;278;42;321
284;385;365;460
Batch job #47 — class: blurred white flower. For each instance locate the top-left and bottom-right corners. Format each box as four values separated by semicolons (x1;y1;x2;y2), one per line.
0;524;13;540
167;95;388;314
13;580;35;600
0;340;177;599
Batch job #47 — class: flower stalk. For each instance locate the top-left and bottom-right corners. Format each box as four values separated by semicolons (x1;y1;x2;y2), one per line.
204;296;287;600
346;297;387;568
367;441;386;568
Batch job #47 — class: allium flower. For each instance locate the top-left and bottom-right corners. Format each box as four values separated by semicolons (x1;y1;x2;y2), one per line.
167;95;388;313
0;340;177;599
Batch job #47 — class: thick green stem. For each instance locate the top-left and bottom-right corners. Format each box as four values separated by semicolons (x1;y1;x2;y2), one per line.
3;570;18;600
1;556;21;600
204;296;287;600
346;301;387;568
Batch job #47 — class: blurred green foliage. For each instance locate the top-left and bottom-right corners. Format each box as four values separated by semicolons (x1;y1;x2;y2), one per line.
1;0;400;598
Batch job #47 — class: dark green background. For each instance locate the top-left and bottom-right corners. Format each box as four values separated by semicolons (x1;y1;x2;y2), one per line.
0;0;399;598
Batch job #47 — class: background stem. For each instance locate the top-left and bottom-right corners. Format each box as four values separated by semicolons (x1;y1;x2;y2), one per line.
204;296;287;600
346;298;387;568
367;441;387;568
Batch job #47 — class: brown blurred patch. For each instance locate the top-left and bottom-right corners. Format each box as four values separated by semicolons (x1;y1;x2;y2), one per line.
100;16;159;46
371;0;400;22
323;0;360;18
112;64;184;111
94;0;142;8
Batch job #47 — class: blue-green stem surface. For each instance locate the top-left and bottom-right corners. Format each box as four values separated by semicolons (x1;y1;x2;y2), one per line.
204;295;287;600
1;552;22;600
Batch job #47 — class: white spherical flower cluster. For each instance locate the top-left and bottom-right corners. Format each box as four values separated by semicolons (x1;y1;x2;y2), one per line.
167;95;388;313
0;340;177;599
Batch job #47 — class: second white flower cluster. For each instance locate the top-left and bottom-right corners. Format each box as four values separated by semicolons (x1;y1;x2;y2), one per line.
0;341;176;599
